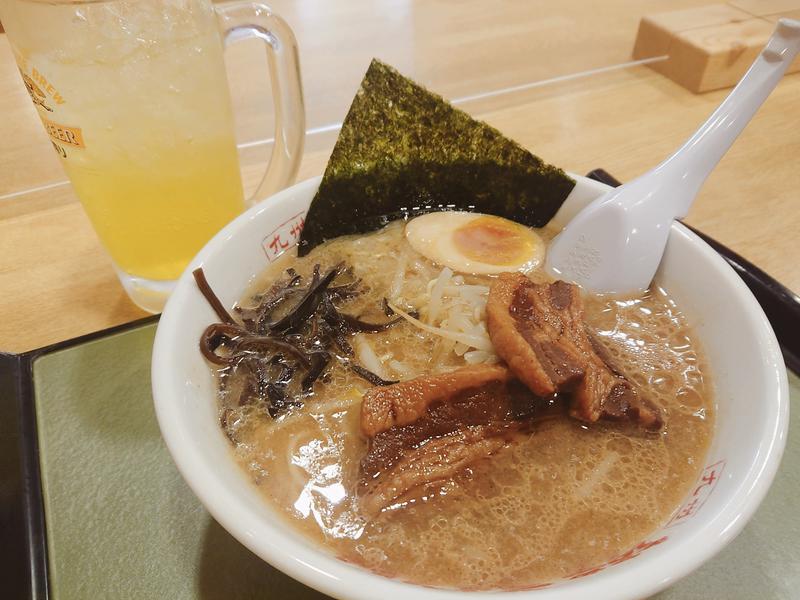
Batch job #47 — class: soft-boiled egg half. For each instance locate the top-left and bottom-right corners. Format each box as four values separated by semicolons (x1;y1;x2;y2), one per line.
405;211;545;275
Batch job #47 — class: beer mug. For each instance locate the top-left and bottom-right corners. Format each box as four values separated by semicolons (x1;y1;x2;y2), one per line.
0;0;305;312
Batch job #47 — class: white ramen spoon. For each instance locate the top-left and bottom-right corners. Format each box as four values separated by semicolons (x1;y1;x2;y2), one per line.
546;18;800;294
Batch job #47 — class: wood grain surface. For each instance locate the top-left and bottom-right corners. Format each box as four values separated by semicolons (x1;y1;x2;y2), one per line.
0;0;798;352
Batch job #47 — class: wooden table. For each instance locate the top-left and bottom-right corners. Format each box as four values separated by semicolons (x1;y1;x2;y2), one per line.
1;0;798;353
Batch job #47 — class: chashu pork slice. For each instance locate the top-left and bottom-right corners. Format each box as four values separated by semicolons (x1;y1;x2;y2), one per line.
486;273;662;431
359;364;550;515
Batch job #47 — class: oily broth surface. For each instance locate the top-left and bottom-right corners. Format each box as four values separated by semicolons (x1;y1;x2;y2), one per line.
222;221;713;590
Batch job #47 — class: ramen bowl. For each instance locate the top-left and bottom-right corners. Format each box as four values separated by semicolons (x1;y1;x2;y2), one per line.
152;174;789;599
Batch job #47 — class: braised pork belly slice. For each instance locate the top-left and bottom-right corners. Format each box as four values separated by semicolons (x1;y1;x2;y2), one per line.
359;365;554;514
360;364;512;437
360;430;508;516
486;273;663;431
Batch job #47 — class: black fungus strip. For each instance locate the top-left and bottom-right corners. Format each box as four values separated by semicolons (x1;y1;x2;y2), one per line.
200;323;236;365
332;328;354;356
322;293;400;334
237;378;258;407
302;352;331;393
270;355;297;387
328;279;362;301
382;297;395;317
350;364;399;386
194;268;236;325
269;263;342;332
234;336;311;368
339;313;402;333
319;296;353;355
230;279;299;334
253;274;304;333
199;322;310;368
265;383;290;417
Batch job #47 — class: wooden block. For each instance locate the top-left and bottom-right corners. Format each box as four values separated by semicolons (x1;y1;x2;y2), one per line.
763;8;800;21
633;5;753;59
676;18;777;92
728;0;800;17
633;4;800;93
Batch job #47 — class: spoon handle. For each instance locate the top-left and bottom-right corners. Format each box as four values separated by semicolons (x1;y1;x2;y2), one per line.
657;18;800;217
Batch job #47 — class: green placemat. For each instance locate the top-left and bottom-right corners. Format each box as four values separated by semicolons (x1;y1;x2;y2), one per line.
31;323;799;599
32;324;326;600
653;370;800;600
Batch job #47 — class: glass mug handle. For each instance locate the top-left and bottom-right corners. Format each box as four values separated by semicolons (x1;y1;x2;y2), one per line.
215;2;305;204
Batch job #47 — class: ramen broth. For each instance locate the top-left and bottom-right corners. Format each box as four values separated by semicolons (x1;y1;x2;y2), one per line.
219;221;713;590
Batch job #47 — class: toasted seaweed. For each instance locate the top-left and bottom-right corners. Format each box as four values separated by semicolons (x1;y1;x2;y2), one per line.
298;59;575;256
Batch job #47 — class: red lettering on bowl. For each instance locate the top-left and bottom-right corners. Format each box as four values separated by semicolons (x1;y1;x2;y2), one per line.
262;212;306;262
666;459;726;528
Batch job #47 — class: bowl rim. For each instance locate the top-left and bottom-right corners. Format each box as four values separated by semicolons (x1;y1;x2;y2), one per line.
152;174;789;600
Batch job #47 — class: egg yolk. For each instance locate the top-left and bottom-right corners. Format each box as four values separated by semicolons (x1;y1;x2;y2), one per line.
452;216;536;266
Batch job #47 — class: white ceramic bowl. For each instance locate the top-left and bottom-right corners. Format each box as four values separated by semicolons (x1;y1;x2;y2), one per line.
152;175;789;600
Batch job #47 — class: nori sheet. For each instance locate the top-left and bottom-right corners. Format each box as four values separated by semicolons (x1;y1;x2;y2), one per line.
298;59;575;256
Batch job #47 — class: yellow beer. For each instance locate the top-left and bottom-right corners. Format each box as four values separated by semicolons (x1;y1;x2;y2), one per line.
2;0;246;281
63;137;244;280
